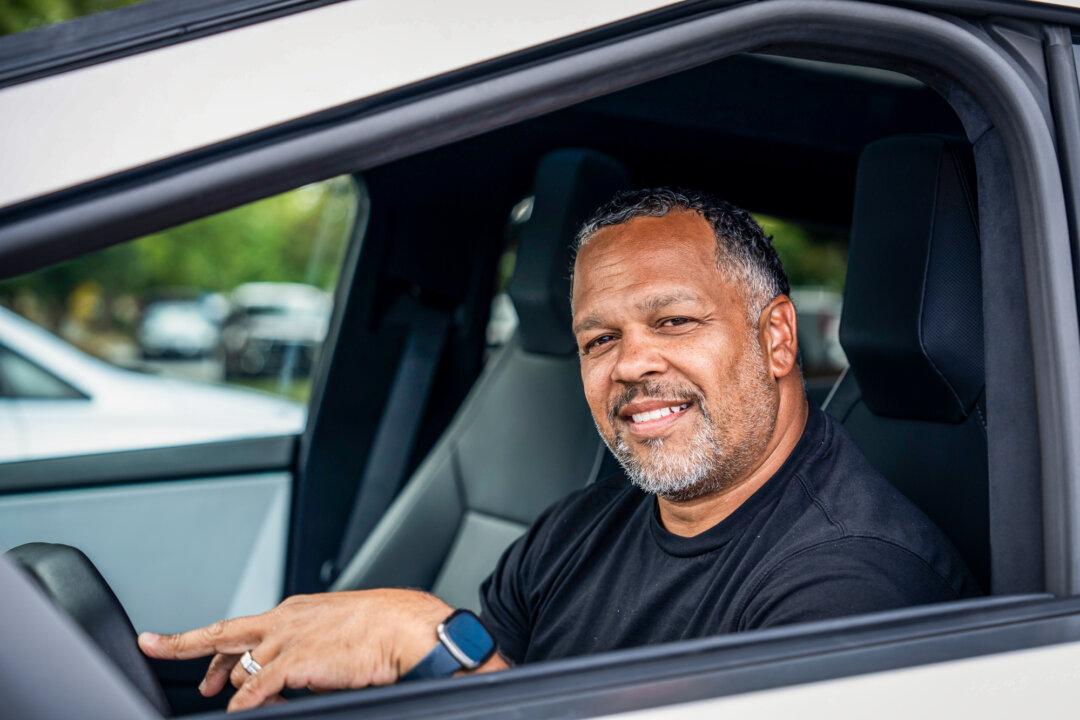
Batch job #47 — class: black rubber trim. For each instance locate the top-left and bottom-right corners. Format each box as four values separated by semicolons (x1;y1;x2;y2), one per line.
184;594;1079;720
1044;25;1080;318
0;434;296;493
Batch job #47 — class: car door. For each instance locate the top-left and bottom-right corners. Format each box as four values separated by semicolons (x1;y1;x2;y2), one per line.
2;0;1080;718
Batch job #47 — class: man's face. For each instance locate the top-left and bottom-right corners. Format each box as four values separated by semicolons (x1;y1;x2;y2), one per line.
571;211;779;501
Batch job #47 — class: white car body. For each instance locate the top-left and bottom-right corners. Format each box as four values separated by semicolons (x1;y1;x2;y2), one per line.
0;306;303;462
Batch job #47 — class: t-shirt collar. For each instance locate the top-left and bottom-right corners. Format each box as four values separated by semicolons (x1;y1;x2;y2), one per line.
647;407;826;558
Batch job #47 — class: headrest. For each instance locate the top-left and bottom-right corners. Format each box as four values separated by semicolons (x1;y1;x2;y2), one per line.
509;149;631;355
840;135;983;423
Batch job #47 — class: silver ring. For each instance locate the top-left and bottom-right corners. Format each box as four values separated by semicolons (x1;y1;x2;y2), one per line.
240;650;262;676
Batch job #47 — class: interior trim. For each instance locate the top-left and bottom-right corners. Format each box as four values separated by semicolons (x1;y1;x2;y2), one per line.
0;434;296;493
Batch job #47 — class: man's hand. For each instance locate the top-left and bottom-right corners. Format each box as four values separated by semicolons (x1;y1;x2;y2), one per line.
138;589;458;712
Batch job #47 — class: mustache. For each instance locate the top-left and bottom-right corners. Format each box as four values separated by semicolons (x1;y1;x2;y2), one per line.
608;380;706;424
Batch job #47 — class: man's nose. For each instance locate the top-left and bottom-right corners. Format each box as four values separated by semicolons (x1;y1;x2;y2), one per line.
611;328;668;384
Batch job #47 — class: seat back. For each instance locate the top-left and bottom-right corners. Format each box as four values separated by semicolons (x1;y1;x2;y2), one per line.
824;134;989;591
333;149;630;609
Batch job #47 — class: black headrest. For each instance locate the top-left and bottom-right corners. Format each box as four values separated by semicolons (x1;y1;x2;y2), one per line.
509;149;631;355
840;135;983;423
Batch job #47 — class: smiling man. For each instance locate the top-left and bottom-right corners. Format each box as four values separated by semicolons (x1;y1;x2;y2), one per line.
140;188;977;711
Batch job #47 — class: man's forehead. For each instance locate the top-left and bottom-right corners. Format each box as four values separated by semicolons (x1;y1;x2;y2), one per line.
584;210;714;251
571;212;719;299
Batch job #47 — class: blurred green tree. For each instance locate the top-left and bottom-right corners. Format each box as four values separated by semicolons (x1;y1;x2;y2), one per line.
0;178;359;329
754;213;848;292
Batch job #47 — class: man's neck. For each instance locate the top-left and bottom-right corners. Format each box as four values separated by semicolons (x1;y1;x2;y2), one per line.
657;392;810;538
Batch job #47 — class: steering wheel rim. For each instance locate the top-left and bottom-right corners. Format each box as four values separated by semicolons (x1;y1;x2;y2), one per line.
7;542;171;716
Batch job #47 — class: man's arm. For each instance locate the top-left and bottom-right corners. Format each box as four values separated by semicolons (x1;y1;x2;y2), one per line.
139;589;508;713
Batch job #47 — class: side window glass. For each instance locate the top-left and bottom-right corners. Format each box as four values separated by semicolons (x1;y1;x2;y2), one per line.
0;345;82;399
0;176;363;460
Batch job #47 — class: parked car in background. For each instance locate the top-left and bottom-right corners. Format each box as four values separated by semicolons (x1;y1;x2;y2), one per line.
0;305;304;462
137;300;222;360
790;287;845;375
223;282;331;378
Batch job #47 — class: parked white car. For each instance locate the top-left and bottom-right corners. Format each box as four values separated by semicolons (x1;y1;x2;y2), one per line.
0;305;304;462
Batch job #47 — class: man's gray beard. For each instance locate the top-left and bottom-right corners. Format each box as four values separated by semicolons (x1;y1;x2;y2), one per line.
599;403;727;501
598;337;777;502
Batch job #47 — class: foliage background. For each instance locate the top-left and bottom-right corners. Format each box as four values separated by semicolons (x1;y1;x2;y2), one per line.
0;179;358;333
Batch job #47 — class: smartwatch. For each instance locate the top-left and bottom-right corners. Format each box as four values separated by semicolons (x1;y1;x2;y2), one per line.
402;609;496;681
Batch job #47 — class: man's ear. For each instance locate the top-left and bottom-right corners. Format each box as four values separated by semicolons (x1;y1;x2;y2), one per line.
759;295;798;379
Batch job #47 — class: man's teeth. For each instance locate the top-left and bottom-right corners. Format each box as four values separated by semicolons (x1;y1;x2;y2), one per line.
631;403;690;424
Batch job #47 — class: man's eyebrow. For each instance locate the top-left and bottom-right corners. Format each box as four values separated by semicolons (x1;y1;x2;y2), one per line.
636;290;703;313
572;314;606;335
572;291;704;335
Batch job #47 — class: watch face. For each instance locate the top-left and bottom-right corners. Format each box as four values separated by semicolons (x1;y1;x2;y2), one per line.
442;610;495;668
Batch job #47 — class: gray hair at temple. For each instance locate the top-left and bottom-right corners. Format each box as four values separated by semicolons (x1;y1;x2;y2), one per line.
574;188;790;324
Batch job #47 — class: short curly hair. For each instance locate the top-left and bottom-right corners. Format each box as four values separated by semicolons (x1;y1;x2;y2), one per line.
574;188;790;323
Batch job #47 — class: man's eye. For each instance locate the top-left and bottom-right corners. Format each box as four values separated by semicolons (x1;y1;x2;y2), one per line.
661;317;693;328
582;334;615;354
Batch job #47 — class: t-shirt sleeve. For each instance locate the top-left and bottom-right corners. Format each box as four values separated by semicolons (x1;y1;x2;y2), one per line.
737;537;961;631
478;529;534;665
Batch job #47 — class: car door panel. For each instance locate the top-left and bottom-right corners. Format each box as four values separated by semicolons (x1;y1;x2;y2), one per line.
0;470;290;632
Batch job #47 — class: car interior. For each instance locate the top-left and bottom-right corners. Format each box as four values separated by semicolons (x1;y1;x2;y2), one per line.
5;45;1038;716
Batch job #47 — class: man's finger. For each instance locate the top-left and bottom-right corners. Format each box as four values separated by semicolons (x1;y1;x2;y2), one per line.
229;644;280;691
201;653;240;697
227;659;288;713
139;616;263;660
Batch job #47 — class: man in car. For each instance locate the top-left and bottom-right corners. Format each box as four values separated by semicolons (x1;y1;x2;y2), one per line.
140;188;977;711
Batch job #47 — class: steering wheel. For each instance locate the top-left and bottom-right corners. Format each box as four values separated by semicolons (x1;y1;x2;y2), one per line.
7;542;171;716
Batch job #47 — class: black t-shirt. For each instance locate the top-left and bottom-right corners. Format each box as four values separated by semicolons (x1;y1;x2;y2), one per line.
479;408;979;664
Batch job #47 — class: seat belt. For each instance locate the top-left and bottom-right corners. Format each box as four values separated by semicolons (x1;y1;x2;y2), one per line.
328;304;452;583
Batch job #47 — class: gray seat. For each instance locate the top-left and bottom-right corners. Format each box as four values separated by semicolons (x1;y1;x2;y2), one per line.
333;149;631;610
824;134;989;592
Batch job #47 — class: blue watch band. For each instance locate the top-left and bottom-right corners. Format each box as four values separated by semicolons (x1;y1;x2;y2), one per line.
402;636;465;681
402;609;496;681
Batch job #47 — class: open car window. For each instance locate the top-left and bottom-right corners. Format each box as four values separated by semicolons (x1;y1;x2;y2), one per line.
0;176;360;462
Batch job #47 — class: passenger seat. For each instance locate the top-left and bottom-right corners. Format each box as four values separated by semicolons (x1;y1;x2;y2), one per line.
333;149;631;610
824;134;989;591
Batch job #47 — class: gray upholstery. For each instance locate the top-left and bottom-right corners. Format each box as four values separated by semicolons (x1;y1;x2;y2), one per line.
334;149;631;610
825;134;989;591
